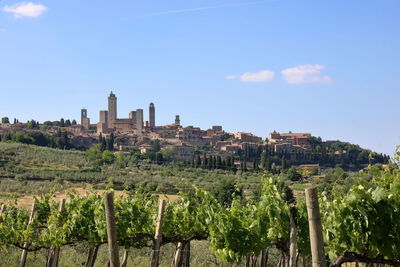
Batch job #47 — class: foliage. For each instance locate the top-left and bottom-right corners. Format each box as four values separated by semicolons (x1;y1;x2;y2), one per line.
285;166;302;181
1;131;81;150
321;165;400;260
1;117;10;124
0;165;400;265
211;179;243;207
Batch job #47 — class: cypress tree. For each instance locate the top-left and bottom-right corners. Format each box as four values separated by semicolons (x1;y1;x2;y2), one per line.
196;155;201;168
253;158;258;172
100;137;107;152
191;157;195;168
217;156;222;169
107;133;114;151
202;153;207;169
281;156;287;172
208;156;213;170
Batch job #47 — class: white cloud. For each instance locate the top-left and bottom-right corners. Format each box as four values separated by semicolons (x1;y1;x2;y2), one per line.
281;64;332;84
225;74;237;80
226;70;275;83
240;70;275;82
3;2;47;18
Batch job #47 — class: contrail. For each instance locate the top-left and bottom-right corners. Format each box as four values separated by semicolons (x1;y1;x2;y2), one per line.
145;1;273;17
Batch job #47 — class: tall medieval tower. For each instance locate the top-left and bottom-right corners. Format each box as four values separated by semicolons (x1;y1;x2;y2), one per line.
108;91;117;128
136;109;143;132
81;109;87;125
175;115;180;126
149;102;155;127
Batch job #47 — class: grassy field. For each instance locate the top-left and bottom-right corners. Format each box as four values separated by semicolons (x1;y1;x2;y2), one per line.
0;240;285;267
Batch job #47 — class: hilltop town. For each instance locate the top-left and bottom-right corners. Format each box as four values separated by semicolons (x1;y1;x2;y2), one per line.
0;92;389;170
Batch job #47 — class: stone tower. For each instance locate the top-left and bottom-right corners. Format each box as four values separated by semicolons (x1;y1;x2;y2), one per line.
97;110;108;134
99;110;108;126
108;91;117;128
136;109;143;132
129;111;137;125
81;109;87;125
149;102;155;127
175;115;180;126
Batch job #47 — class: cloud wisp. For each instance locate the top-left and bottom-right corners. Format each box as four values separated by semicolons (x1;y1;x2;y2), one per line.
281;64;332;84
147;1;270;17
226;70;275;83
3;2;47;18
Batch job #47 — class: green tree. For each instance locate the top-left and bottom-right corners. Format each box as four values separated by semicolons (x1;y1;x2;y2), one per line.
156;152;164;164
115;136;126;147
216;156;222;169
286;166;302;181
43;121;53;127
100;136;107;152
202;153;207;168
160;146;174;161
211;179;243;207
1;117;10;124
151;139;161;152
86;144;103;167
281;156;287;171
115;151;127;168
102;150;115;165
107;133;114;151
196;155;201;168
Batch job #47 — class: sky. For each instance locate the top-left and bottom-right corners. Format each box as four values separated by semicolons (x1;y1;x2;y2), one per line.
0;0;399;156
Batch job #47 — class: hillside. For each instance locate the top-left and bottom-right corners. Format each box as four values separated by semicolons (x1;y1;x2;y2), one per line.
0;142;265;195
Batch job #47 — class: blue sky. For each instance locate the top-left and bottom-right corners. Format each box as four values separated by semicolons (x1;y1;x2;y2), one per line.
0;0;399;155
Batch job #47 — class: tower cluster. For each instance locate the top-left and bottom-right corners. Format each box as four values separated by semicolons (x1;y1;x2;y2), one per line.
80;91;174;135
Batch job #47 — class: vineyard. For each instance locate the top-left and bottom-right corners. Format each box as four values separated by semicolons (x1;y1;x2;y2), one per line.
0;159;399;267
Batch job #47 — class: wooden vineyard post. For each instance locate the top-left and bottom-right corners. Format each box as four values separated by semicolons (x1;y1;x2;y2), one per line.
260;248;269;267
0;204;6;222
85;245;99;267
182;241;190;267
172;242;184;267
150;199;166;267
305;188;326;267
289;206;298;267
173;241;191;267
121;249;129;267
19;201;36;267
104;192;120;267
0;204;6;217
47;199;66;267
